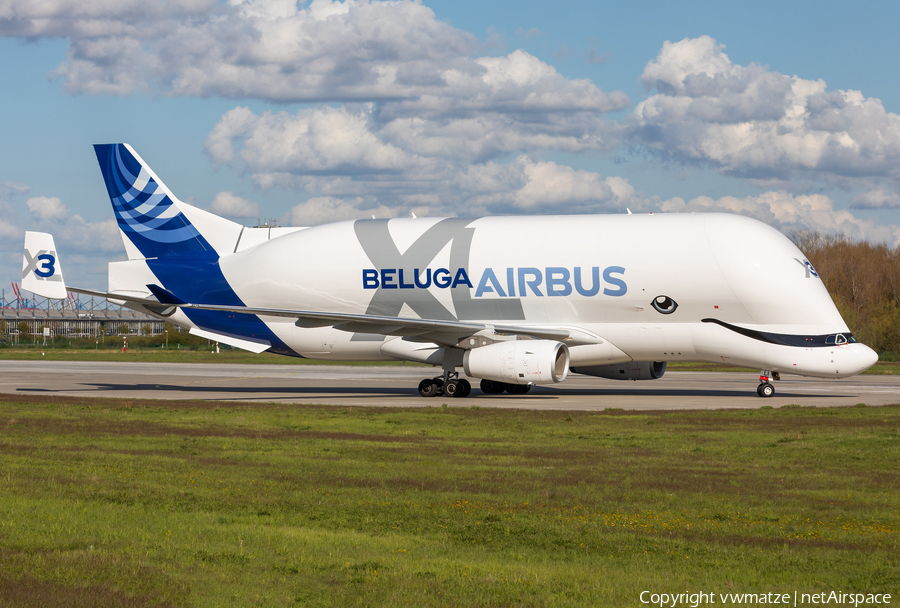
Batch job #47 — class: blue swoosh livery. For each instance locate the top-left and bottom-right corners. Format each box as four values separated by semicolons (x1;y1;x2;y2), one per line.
94;144;213;259
95;143;295;356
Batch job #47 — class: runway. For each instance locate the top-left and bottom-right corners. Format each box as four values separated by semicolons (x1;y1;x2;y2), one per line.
1;360;897;409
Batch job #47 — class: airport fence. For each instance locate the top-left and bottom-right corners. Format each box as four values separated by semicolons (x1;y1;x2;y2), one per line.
1;284;165;342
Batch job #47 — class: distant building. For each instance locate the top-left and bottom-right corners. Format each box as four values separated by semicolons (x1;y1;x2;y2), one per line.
1;284;165;339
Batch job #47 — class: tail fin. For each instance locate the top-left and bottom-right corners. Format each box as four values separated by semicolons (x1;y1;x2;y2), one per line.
94;144;242;260
22;231;67;299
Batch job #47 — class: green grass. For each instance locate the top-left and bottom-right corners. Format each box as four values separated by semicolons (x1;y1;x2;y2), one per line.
0;395;898;607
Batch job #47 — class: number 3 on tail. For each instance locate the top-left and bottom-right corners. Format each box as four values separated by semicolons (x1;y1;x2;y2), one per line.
34;254;57;278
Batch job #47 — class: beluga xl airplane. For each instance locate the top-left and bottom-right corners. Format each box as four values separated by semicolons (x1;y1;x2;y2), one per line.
23;144;878;398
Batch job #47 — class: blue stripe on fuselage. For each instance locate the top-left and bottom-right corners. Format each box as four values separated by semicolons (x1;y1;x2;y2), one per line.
146;257;299;357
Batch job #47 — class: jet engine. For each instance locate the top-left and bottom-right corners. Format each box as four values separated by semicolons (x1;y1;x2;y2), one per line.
463;340;569;385
571;361;666;380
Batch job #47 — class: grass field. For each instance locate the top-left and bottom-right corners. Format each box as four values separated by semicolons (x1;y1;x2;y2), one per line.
0;393;897;607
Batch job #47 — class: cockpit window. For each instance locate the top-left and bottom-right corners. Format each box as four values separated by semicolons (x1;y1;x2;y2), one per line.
825;334;849;345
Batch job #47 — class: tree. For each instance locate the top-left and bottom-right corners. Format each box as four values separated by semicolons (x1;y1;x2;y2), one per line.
118;323;129;335
17;321;29;335
792;230;900;353
142;324;152;336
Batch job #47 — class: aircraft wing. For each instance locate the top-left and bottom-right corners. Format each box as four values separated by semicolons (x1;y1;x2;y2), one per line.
66;286;573;344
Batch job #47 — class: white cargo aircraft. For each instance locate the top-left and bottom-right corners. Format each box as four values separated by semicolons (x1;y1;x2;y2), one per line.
23;144;878;398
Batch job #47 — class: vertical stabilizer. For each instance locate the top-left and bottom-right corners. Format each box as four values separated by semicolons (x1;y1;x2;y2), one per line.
22;231;67;299
94;144;242;260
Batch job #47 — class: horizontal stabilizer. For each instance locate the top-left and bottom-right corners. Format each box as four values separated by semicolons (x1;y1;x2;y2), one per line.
146;284;187;305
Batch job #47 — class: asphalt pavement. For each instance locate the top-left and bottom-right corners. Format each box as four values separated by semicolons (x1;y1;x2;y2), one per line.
1;360;897;409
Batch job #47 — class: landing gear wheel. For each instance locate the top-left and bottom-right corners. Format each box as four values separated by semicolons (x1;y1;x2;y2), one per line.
479;379;506;394
444;379;459;397
757;382;775;398
418;379;440;397
445;379;472;398
455;379;471;398
506;384;531;395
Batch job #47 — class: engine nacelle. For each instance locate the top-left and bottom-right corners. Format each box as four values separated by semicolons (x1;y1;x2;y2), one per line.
571;361;667;381
463;340;569;385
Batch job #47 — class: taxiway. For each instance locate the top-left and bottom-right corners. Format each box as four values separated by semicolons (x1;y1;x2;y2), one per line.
1;360;897;409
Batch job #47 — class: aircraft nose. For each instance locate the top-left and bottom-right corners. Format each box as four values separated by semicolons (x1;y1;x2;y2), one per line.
857;344;879;373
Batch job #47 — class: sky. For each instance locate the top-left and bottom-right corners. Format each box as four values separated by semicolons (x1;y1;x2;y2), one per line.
3;0;900;291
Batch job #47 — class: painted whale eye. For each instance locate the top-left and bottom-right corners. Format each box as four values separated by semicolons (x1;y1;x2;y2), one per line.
651;295;678;314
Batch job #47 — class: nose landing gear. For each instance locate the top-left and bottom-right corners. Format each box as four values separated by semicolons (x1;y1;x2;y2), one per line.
757;370;780;398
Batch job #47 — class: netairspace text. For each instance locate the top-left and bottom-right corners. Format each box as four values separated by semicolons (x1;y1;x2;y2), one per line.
640;590;893;607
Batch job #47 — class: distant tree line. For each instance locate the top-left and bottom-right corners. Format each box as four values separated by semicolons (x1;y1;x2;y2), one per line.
792;231;900;354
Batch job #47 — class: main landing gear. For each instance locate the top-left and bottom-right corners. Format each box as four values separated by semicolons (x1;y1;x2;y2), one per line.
418;372;471;398
479;379;531;395
757;370;780;398
417;376;532;397
415;347;532;398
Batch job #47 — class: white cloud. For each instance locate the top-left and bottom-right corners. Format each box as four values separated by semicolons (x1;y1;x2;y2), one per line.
0;180;30;199
628;36;900;184
0;0;216;37
0;184;122;288
659;190;900;245
5;4;900;248
459;156;637;214
449;50;628;113
195;34;900;240
209;191;259;217
4;0;628;118
27;196;68;221
849;189;900;209
57;217;122;253
0;218;17;239
260;155;641;218
206;106;417;174
205;102;623;204
204;100;898;241
24;195;122;251
285;196;397;226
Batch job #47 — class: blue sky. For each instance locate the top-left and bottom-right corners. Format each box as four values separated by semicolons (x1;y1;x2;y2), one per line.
2;0;900;290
